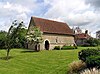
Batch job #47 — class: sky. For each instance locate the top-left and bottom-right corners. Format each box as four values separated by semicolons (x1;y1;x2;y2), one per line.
0;0;100;38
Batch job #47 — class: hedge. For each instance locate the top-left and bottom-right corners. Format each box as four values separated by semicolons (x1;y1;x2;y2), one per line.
78;48;100;62
61;46;76;50
86;55;100;68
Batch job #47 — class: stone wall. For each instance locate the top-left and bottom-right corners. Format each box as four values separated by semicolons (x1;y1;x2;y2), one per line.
41;33;75;50
28;33;75;50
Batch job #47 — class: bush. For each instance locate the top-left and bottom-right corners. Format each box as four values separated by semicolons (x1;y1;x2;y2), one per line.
68;61;87;74
54;46;60;50
78;48;100;62
80;68;100;74
61;46;76;50
86;38;100;46
81;43;90;47
86;55;100;68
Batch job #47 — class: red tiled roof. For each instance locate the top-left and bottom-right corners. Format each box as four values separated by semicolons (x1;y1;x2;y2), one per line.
30;17;74;35
75;33;91;39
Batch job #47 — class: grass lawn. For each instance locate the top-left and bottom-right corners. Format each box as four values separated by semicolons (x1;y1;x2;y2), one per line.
0;47;99;74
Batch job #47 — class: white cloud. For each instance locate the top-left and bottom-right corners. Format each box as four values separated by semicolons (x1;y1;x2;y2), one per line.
3;2;31;14
0;1;40;31
43;0;100;38
0;0;100;38
3;2;11;8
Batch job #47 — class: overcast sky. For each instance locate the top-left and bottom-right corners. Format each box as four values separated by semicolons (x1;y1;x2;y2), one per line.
0;0;100;37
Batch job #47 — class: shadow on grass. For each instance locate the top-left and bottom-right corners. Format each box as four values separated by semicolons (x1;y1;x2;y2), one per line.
20;50;39;53
0;56;13;60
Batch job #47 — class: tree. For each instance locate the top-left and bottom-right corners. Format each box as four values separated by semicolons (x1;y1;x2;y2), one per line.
18;28;27;48
0;31;7;49
26;27;43;51
13;28;27;48
6;20;24;60
86;38;100;46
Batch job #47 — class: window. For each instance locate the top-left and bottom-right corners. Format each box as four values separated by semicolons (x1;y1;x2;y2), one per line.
56;37;58;43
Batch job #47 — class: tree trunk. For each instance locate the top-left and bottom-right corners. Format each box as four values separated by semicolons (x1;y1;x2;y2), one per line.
6;48;10;60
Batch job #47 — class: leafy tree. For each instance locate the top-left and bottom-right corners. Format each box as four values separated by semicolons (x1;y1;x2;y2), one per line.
26;27;43;51
0;31;7;49
13;28;27;48
19;28;27;48
86;38;100;46
6;20;24;59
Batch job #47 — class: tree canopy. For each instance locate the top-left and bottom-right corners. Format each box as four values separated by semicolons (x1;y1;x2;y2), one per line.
6;20;27;59
26;26;43;51
0;31;7;49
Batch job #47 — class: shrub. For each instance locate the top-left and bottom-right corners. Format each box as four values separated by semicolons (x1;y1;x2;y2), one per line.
68;61;87;74
86;38;100;46
78;48;100;62
80;68;100;74
81;43;90;47
86;55;100;68
54;46;60;50
61;46;76;50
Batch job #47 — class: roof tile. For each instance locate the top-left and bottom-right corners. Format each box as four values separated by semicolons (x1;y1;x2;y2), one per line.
31;17;74;35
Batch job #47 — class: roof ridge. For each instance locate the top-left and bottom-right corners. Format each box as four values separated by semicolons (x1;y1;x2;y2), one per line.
32;16;66;24
30;16;74;35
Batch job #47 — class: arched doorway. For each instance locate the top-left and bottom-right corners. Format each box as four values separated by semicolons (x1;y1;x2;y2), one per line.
45;40;49;50
35;44;40;51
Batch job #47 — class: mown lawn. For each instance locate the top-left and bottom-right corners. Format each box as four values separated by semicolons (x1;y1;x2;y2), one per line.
0;47;99;74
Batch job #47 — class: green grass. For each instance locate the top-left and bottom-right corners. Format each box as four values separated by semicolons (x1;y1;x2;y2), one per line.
0;47;99;74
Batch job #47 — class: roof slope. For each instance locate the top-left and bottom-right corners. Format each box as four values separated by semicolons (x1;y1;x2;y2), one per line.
30;17;74;35
75;33;91;39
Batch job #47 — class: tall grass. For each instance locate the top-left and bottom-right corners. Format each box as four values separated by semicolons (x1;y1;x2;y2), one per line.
80;68;100;74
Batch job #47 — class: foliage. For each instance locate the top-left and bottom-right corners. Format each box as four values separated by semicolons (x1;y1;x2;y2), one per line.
0;31;7;49
26;26;43;43
6;20;25;59
80;68;100;74
78;48;100;62
26;26;43;51
86;55;100;68
86;38;100;46
0;28;27;49
61;46;76;50
68;61;87;74
13;28;27;48
54;46;61;50
6;20;25;48
81;43;90;47
78;48;100;69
